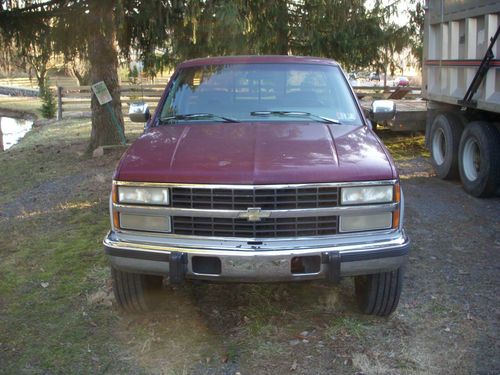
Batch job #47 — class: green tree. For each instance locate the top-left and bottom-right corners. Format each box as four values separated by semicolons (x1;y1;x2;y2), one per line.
1;1;175;150
40;80;56;118
0;0;418;149
408;0;425;66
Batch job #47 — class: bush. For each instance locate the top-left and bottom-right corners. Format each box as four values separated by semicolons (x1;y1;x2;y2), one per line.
40;84;56;119
128;65;139;84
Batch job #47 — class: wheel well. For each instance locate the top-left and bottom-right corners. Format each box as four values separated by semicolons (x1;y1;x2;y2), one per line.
425;105;471;150
425;105;467;148
463;109;500;133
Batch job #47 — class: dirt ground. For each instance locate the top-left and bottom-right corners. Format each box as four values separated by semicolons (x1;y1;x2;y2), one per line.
0;123;499;375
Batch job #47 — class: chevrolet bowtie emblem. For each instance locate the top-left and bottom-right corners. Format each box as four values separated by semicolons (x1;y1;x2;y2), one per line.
238;207;271;222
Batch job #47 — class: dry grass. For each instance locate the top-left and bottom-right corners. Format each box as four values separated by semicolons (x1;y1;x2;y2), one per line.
0;96;43;117
0;117;497;374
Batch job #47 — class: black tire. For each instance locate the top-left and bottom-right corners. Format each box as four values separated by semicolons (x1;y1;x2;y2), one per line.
430;113;464;179
111;267;163;312
458;122;500;197
355;267;404;317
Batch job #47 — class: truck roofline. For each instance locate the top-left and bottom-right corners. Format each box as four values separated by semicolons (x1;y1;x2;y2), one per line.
179;55;341;68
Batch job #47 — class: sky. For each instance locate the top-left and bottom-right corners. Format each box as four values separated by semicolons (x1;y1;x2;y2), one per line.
365;0;413;26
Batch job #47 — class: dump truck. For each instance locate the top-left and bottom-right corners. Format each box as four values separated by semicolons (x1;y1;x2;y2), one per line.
423;0;500;197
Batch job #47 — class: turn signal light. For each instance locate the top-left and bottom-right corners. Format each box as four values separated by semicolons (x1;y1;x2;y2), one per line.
111;184;120;229
392;183;401;229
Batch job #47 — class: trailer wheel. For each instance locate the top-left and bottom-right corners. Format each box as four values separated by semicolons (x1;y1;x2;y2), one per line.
354;267;404;317
458;122;500;197
430;113;464;179
111;267;163;312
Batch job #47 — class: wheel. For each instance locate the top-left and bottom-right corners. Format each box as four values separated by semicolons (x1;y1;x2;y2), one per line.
430;113;464;179
458;122;500;197
111;267;164;312
354;267;404;317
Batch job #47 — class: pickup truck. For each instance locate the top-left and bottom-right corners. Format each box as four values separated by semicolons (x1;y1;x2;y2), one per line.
104;55;410;316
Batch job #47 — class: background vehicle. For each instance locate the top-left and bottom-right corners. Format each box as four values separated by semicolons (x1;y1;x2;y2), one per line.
348;72;359;87
423;0;500;197
395;76;410;87
369;72;380;81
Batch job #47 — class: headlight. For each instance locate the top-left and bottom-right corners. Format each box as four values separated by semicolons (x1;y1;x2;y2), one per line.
119;213;171;233
340;213;392;232
341;185;393;205
118;186;169;205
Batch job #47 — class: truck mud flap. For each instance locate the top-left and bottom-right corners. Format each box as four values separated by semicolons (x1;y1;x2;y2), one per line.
325;251;341;284
169;252;187;284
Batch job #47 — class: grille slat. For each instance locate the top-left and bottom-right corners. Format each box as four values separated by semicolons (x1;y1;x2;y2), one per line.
169;186;340;238
172;216;338;238
171;187;339;210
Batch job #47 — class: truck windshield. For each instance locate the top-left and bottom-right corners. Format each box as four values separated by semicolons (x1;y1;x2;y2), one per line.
159;63;362;125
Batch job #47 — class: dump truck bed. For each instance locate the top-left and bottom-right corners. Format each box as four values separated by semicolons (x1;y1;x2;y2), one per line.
422;0;500;113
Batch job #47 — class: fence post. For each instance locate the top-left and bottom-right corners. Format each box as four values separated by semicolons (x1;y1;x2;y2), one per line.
57;86;63;120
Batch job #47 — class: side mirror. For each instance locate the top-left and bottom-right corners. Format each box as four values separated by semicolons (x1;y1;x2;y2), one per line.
128;102;151;123
371;100;396;122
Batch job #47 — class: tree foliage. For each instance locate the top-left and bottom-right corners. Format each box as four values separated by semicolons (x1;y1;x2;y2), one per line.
40;81;56;118
408;0;425;66
0;0;420;148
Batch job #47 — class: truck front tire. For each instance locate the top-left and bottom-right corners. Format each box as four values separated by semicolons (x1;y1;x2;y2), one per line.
458;122;500;197
430;113;464;179
355;267;404;317
111;267;163;312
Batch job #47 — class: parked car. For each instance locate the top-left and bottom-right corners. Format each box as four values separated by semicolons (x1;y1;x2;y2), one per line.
396;76;410;87
347;72;359;87
369;72;380;81
105;56;409;316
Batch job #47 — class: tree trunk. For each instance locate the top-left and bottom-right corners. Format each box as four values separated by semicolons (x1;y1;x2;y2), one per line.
72;67;90;86
87;2;124;151
0;120;4;152
35;67;46;91
276;0;289;55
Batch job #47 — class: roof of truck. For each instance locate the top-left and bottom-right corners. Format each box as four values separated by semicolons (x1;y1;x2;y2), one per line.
179;55;340;68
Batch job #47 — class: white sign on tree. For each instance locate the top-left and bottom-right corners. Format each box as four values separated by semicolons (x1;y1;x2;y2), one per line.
91;81;113;105
91;80;126;145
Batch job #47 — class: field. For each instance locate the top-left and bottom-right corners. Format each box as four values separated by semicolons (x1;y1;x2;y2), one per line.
0;114;498;374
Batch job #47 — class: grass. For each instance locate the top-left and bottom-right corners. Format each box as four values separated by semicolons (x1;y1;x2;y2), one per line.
0;96;43;118
325;315;367;339
378;129;430;161
0;118;145;374
0;115;463;374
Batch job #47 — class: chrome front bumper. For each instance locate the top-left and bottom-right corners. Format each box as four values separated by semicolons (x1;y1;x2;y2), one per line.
103;229;410;283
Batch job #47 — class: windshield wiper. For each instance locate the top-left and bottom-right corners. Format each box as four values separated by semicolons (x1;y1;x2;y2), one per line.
159;113;240;124
250;110;340;124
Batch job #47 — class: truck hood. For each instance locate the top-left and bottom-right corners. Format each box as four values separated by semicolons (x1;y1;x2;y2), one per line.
116;122;396;184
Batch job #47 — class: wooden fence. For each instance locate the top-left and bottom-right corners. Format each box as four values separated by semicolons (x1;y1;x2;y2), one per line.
56;84;422;120
57;84;166;120
0;75;171;89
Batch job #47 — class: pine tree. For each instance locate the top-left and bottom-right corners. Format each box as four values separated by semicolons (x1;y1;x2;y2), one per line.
40;83;56;119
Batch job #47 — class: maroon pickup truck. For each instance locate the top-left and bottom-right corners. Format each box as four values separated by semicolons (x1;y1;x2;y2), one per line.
104;56;409;316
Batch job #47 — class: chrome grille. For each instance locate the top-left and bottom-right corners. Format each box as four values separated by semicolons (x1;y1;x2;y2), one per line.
172;216;338;238
171;187;339;210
